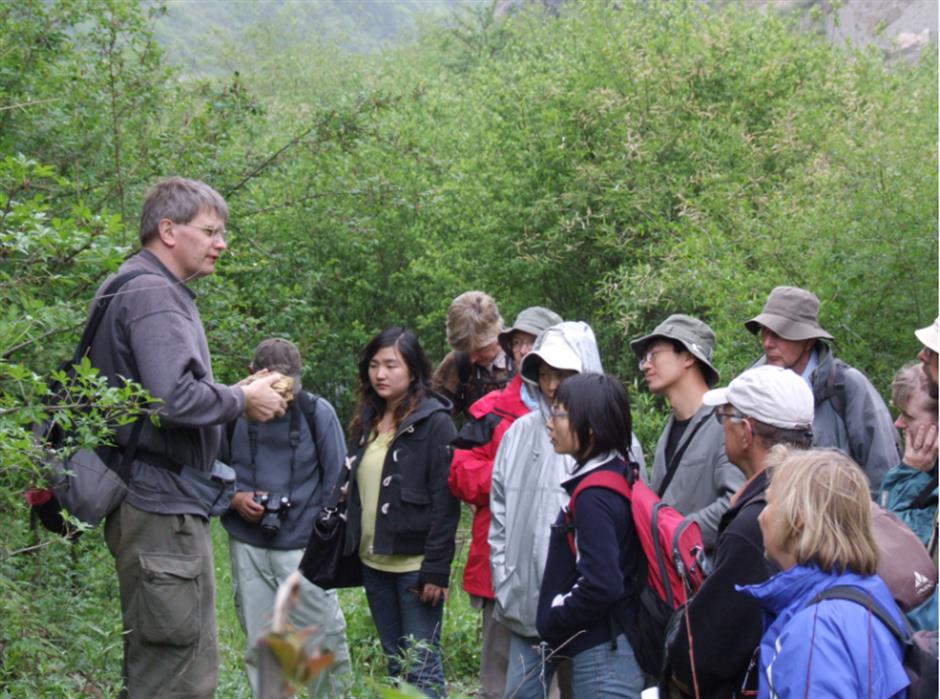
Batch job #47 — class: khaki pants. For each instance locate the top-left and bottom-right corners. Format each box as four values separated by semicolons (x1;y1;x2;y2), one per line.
105;502;218;699
229;539;352;698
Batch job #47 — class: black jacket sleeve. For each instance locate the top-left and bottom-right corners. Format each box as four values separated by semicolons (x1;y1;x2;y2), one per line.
418;411;460;588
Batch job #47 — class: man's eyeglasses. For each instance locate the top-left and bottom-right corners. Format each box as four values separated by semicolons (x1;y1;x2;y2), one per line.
637;348;674;370
177;222;226;242
713;407;747;425
548;409;569;421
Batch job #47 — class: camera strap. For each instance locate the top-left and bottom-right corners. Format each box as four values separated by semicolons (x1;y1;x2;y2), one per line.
247;400;301;502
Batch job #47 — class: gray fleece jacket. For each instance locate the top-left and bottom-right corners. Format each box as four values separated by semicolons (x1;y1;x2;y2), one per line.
88;250;245;516
649;402;744;552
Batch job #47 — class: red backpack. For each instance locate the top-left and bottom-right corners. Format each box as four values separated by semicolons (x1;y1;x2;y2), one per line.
565;463;708;676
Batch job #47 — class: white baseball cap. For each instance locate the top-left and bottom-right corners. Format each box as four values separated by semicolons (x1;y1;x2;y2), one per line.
703;365;814;430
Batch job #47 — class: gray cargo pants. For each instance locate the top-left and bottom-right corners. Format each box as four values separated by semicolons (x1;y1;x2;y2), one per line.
229;539;352;697
105;502;218;699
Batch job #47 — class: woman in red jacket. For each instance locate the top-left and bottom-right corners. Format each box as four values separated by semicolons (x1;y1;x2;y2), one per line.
448;306;561;699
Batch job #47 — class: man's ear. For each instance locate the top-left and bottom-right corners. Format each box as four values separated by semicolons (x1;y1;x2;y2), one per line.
741;418;755;449
157;217;176;247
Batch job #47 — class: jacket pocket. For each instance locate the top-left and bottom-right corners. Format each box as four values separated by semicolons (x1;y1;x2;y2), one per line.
136;553;202;646
389;487;432;534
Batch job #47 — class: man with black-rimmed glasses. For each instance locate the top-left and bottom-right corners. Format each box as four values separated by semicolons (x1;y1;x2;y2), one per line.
630;314;743;552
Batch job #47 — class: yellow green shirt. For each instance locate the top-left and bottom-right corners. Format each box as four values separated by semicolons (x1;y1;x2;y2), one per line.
358;430;424;572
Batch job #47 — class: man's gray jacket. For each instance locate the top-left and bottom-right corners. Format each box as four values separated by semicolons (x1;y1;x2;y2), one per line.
752;344;900;492
649;402;744;552
806;344;899;492
88;250;245;516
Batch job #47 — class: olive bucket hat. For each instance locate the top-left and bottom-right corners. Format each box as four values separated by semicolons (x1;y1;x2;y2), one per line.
630;314;720;387
744;286;834;342
498;306;563;355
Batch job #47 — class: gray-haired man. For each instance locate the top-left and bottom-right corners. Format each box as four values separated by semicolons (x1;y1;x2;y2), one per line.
745;286;899;492
667;365;815;697
90;178;287;698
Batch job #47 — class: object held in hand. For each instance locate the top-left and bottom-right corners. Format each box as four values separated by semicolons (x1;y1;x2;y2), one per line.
246;371;295;403
271;375;294;403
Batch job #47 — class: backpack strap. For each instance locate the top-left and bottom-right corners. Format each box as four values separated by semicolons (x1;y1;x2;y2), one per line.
657;414;710;499
296;391;320;454
565;470;632;555
76;270;152;480
455;351;473;407
71;270;151;365
806;585;910;645
910;469;939;510
823;358;848;422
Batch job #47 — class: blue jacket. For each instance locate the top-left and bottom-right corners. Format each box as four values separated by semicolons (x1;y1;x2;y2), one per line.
536;454;640;656
740;565;909;699
880;461;938;548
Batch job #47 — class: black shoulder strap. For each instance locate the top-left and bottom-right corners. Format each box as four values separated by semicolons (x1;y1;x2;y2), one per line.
807;585;909;645
72;270;151;366
657;413;710;498
296;391;320;455
825;359;848;421
454;352;473;403
79;270;151;478
911;469;939;510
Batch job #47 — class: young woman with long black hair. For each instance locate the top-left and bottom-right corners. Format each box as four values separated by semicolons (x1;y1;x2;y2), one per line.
343;326;459;698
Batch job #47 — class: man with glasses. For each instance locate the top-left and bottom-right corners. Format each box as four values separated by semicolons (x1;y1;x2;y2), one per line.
631;314;743;552
666;365;814;698
745;286;899;492
90;177;288;698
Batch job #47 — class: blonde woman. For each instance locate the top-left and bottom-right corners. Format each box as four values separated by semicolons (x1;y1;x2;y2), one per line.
741;448;909;698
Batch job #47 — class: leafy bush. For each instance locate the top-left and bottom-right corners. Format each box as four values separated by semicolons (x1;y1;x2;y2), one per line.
0;0;935;694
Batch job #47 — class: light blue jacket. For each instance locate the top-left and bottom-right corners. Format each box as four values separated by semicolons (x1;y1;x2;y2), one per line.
740;565;909;699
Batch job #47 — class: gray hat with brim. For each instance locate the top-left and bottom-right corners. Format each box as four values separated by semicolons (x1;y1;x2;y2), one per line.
498;306;563;353
630;314;720;387
744;286;834;342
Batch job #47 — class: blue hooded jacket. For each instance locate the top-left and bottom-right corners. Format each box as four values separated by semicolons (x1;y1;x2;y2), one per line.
739;565;909;699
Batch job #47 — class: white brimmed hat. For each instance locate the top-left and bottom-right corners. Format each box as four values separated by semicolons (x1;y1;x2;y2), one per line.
915;317;939;354
703;365;814;430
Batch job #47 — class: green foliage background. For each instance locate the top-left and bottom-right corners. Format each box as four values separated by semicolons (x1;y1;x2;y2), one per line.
0;0;935;695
